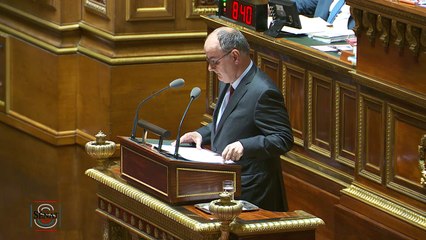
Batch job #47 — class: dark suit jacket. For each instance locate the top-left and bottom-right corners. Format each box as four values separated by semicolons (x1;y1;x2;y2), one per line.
197;64;293;211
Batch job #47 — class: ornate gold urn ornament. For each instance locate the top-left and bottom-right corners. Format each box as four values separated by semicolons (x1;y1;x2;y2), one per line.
85;131;116;171
209;191;243;240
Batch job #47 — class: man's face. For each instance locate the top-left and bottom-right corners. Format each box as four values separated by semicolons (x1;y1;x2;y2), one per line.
204;37;235;84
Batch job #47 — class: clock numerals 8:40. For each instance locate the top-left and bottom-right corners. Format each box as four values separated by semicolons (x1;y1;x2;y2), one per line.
231;1;253;25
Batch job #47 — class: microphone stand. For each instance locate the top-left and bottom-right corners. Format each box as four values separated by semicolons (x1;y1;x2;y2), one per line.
174;87;201;159
130;86;170;143
130;78;185;143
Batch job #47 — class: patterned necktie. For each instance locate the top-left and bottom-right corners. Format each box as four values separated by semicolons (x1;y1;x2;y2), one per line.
229;86;234;98
327;0;345;24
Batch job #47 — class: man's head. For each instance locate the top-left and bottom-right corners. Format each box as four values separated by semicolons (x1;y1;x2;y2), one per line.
204;27;251;83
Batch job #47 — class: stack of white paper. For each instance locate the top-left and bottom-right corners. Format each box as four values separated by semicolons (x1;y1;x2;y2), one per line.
309;28;355;43
279;15;330;35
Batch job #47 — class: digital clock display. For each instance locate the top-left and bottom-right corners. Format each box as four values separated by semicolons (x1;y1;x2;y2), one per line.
218;0;268;31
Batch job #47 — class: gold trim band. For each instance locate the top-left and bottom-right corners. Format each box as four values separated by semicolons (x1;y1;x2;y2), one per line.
341;184;426;230
78;46;205;65
0;3;79;32
86;168;325;234
0;24;77;54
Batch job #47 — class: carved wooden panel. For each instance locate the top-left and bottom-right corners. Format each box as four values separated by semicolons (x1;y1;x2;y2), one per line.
186;0;217;19
285;63;305;147
386;104;426;203
308;72;332;158
358;94;385;184
0;33;6;112
126;0;174;21
207;71;219;114
84;0;108;18
335;82;357;168
257;52;280;89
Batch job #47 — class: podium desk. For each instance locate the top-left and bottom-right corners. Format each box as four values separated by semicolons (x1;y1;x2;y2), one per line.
86;168;324;240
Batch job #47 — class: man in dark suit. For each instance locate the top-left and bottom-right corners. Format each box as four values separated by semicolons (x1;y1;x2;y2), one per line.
178;27;294;211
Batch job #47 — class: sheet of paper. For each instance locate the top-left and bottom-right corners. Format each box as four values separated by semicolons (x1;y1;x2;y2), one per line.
153;144;233;164
311;44;353;52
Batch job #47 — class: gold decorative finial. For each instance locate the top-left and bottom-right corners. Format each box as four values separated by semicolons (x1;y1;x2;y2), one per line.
419;134;426;186
85;131;116;172
209;191;243;240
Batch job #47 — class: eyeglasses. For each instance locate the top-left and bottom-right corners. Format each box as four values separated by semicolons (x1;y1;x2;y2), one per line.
206;49;233;67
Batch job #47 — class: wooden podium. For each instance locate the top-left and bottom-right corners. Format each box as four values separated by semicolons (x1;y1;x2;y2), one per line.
118;136;241;205
86;167;324;240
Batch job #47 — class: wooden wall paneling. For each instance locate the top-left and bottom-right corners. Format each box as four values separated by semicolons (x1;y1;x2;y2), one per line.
386;103;426;206
126;0;175;21
256;51;281;88
335;202;417;240
0;32;6;112
283;164;342;240
335;82;357;168
0;122;103;239
337;189;426;240
358;93;385;184
308;71;333;158
285;63;305;147
5;37;77;145
77;55;112;140
0;2;80;51
108;61;206;141
348;0;426;96
84;0;109;18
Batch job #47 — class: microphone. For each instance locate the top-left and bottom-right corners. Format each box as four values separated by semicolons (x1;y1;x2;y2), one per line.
174;87;201;159
130;78;185;142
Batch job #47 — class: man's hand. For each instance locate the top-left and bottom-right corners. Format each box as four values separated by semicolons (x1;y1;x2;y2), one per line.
222;141;244;161
173;131;202;149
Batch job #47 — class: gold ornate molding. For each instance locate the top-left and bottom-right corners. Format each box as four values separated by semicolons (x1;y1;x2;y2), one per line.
392;20;406;51
378;15;391;48
334;82;356;168
186;0;217;19
341;184;426;230
307;72;332;158
419;134;426;186
232;210;324;235
350;7;363;36
366;12;377;44
126;0;174;21
347;1;426;58
284;151;353;187
350;70;426;109
84;0;108;18
406;25;421;57
86;168;325;235
357;93;384;184
86;168;220;232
